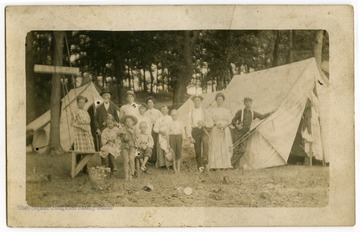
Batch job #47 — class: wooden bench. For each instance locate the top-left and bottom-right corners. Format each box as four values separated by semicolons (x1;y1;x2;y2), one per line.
66;150;101;178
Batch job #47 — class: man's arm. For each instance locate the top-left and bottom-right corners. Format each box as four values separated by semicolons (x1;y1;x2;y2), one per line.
231;110;241;127
204;109;214;128
94;106;103;133
110;102;120;122
254;111;271;120
185;111;193;138
118;105;125;121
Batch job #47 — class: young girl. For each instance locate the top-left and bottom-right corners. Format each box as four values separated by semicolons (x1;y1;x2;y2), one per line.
153;105;172;169
100;114;122;172
72;95;95;174
72;95;95;152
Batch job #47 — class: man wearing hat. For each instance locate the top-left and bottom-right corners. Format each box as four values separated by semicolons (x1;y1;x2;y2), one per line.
186;95;214;172
119;90;140;121
230;97;273;169
95;89;120;168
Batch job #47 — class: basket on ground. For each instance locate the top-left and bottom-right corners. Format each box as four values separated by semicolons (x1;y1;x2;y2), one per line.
88;166;111;184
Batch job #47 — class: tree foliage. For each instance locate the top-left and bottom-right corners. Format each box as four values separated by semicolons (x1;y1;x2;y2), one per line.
27;30;329;122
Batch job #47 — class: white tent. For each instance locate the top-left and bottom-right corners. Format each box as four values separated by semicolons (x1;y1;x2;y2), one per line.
27;82;103;153
178;58;329;169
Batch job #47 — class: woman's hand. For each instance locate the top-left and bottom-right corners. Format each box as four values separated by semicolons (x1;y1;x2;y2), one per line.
197;120;205;127
188;137;195;144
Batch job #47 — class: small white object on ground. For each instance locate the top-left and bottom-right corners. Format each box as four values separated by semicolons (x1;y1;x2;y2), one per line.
184;187;193;195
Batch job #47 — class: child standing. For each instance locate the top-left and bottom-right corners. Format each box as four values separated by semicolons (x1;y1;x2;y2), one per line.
119;115;138;181
135;121;154;174
169;109;186;174
100;114;122;172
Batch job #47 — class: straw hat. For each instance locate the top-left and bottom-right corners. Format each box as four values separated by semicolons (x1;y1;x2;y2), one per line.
191;95;204;101
120;114;138;125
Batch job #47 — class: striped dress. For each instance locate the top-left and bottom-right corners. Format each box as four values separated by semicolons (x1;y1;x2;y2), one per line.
73;109;95;152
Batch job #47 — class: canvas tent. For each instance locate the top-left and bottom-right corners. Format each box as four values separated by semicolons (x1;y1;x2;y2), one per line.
178;58;329;169
26;82;103;153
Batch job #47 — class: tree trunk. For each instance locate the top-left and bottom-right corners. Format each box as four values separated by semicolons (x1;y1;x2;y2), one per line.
141;68;146;92
272;30;280;66
150;69;154;94
112;33;124;104
287;30;294;63
46;31;65;155
26;32;37;124
172;31;195;107
314;30;324;70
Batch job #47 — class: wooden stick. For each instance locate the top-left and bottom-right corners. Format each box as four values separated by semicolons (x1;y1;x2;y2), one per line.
34;64;79;75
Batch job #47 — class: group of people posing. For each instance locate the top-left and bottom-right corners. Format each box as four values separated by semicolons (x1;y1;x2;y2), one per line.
72;89;273;181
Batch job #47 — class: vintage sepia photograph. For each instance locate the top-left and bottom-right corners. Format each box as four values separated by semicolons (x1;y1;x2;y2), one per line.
25;30;330;208
6;5;354;227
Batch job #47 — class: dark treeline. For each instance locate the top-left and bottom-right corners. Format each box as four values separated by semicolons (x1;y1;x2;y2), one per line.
26;30;329;125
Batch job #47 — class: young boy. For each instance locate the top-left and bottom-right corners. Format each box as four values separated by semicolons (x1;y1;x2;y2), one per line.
135;121;154;174
169;109;186;174
119;115;138;181
100;114;122;172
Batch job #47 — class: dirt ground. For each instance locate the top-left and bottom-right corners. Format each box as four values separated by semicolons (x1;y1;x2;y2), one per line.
26;146;329;208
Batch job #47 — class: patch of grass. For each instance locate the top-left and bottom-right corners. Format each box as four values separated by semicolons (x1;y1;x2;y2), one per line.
26;149;329;207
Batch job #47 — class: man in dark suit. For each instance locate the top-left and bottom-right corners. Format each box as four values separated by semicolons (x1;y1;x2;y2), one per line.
95;89;120;170
231;97;273;169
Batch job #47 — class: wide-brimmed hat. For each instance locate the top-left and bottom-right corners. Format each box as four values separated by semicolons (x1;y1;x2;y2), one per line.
120;114;138;125
125;90;136;98
191;95;204;101
101;88;112;96
243;97;253;102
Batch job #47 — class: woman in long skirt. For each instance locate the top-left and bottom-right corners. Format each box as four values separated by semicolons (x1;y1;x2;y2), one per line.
153;105;172;168
144;96;162;163
208;92;233;170
72;95;95;152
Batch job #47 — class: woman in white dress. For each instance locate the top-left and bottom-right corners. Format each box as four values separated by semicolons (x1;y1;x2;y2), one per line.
153;105;172;168
208;92;233;170
144;96;162;163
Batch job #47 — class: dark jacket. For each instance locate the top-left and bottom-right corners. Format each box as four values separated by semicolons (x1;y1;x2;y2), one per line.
95;102;120;131
231;108;270;134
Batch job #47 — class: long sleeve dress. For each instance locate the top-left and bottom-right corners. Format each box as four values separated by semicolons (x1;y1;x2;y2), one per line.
72;109;95;152
208;107;233;169
153;115;172;168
